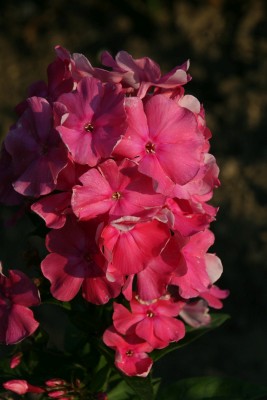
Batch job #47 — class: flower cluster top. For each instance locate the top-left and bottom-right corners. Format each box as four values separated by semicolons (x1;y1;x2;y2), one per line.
0;46;228;378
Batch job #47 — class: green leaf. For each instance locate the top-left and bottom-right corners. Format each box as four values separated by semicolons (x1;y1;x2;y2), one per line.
157;376;267;400
152;313;230;362
122;374;155;400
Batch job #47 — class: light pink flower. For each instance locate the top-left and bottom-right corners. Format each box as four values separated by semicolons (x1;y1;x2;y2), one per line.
170;230;220;299
0;264;40;345
10;352;23;369
113;95;204;194
72;159;165;221
56;76;127;166
113;295;185;349
103;326;153;377
5;97;68;197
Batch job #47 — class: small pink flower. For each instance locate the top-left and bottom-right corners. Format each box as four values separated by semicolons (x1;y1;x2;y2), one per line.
113;95;204;193
56;76;127;166
0;264;40;345
113;295;185;349
100;50;190;98
72;159;165;221
103;327;153;377
41;217;122;303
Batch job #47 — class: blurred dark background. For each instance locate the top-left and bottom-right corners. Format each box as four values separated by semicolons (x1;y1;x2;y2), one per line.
0;0;267;389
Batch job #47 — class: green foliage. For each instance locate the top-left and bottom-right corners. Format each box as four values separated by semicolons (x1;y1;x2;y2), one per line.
156;376;267;400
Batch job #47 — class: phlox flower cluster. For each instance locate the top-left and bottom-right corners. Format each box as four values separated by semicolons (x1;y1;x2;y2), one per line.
0;46;228;378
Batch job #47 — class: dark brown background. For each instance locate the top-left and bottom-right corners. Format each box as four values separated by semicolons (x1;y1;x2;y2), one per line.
0;0;267;388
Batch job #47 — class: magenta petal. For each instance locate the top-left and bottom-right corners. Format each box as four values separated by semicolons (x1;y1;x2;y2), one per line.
4;304;39;345
41;253;84;301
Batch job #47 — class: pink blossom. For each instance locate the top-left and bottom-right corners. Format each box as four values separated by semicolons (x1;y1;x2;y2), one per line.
200;285;229;309
3;379;44;394
170;230;219;299
101;50;190;98
56;76;127;166
72;159;165;221
100;217;170;276
41;217;122;303
103;326;153;377
166;197;217;237
113;95;204;194
123;234;187;301
5;97;68;197
113;295;185;349
0;265;40;345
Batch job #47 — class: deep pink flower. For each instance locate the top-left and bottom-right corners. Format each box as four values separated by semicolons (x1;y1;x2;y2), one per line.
113;95;204;194
170;230;222;299
200;285;229;309
5;97;68;197
113;295;185;349
56;76;127;166
166;197;217;237
41;217;122;303
3;379;44;394
0;265;40;345
103;326;153;377
101;50;190;98
123;234;187;301
72;159;165;221
100;217;170;276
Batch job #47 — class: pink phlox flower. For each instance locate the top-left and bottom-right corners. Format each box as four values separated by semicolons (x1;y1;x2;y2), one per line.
100;50;190;98
113;95;204;195
172;153;220;201
0;264;40;345
123;233;187;301
170;230;219;299
3;379;44;394
179;299;211;327
72;158;165;221
166;197;217;237
200;285;229;309
56;76;127;166
31;157;89;229
41;217;122;303
113;295;185;349
5;97;68;197
100;217;170;276
103;326;153;377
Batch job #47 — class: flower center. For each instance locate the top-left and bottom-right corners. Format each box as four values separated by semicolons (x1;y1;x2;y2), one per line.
112;191;121;200
84;122;94;132
145;142;155;153
126;350;133;357
146;310;154;318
